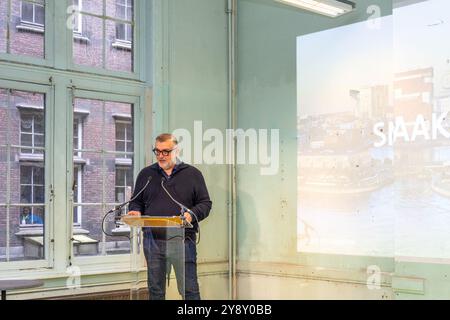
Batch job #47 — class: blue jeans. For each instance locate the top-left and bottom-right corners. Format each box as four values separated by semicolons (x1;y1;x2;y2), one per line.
143;233;200;300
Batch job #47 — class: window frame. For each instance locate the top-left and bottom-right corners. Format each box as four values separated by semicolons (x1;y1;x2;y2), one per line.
69;87;142;267
0;0;150;280
0;0;54;68
115;119;133;160
115;0;133;43
0;78;54;271
20;0;46;27
71;0;83;35
19;111;45;155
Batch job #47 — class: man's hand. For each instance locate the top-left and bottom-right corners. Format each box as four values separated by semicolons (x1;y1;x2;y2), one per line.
183;212;192;223
127;211;141;216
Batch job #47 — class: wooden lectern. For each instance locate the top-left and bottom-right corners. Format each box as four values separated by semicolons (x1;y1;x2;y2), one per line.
121;214;191;300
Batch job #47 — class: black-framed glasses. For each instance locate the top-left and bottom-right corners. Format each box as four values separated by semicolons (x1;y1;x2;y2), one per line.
152;147;177;157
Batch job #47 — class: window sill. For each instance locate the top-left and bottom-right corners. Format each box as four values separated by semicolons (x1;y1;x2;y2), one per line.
19;153;44;162
16;104;44;111
112;113;132;120
74;108;90;116
115;158;132;166
112;41;132;51
15;227;44;237
73;33;91;44
74;156;87;165
16;23;45;34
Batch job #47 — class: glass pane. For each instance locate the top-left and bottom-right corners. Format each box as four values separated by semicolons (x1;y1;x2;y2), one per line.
73;14;104;68
106;0;134;21
20;205;44;225
14;205;46;260
79;151;103;203
33;185;44;203
21;2;34;23
116;168;124;186
105;101;133;152
33;166;44;185
127;2;133;21
72;99;134;257
126;141;133;154
20;165;32;184
125;123;132;139
35;4;45;25
0;1;6;54
115;122;125;140
20;115;33;133
115;140;124;153
8;147;21;204
75;0;103;15
73;166;81;224
34;134;44;149
34;113;44;133
20;185;32;203
0;206;5;262
0;147;6;204
126;167;132;187
10;0;45;58
21;135;32;154
74;98;103;151
106;20;133;72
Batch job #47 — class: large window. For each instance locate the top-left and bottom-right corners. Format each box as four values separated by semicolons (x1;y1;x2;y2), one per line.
72;97;134;256
0;0;146;279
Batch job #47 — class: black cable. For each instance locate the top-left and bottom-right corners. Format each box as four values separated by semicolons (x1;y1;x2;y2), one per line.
161;179;201;244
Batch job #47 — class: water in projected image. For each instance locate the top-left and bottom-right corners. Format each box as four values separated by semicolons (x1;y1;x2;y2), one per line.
297;0;450;259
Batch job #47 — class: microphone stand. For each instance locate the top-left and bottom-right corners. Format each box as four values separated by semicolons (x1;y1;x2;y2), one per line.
101;177;152;238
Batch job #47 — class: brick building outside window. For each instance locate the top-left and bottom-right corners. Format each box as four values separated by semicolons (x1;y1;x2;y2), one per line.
0;0;136;261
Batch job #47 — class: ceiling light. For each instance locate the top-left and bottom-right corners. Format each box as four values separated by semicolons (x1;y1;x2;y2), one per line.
275;0;355;17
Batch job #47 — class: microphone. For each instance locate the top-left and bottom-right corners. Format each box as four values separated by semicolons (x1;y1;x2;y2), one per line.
113;176;152;226
160;177;195;227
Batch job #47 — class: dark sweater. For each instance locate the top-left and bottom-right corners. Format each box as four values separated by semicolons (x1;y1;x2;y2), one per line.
129;162;212;236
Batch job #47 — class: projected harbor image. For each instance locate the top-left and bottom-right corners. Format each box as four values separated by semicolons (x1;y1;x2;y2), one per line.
297;0;450;259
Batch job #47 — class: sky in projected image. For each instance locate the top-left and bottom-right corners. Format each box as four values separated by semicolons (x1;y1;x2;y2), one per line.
297;0;450;260
297;17;392;117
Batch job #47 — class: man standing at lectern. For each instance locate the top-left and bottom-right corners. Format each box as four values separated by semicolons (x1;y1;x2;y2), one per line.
128;133;212;300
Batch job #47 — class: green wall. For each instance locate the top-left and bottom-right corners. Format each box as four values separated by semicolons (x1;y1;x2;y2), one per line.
235;0;395;299
153;0;230;299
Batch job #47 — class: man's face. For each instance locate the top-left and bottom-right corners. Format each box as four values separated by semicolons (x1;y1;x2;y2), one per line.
155;140;178;170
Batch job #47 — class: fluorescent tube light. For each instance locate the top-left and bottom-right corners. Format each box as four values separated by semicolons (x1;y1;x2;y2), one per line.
275;0;354;17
